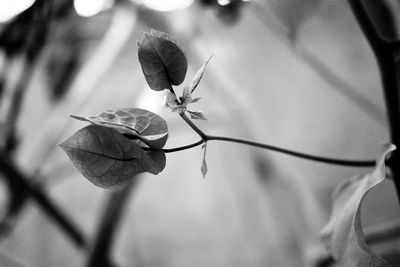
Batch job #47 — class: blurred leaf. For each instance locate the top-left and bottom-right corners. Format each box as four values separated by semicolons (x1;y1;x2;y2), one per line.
71;108;168;149
266;0;321;39
60;125;166;189
320;144;396;266
137;29;187;91
190;54;213;93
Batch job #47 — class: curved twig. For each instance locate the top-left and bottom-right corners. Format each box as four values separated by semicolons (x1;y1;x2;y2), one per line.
144;113;377;167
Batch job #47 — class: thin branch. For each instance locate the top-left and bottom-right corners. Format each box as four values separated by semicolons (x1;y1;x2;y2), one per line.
162;140;204;153
161;113;376;167
0;153;88;249
179;113;207;139
207;135;376;167
159;136;375;166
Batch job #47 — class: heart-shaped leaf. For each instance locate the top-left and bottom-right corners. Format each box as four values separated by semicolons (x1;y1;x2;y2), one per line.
320;144;396;266
71;108;168;149
137;29;187;91
60;125;166;189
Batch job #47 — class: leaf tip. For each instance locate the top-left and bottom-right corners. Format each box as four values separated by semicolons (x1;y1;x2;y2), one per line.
206;53;214;63
58;140;69;152
201;162;207;178
70;115;87;122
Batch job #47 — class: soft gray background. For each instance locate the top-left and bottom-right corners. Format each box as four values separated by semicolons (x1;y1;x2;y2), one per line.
1;1;398;266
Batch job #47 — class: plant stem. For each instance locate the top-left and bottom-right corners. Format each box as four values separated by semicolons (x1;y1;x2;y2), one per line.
86;178;138;267
161;137;375;166
165;113;375;167
0;153;87;249
162;140;204;153
208;135;375;166
347;0;400;202
179;113;207;139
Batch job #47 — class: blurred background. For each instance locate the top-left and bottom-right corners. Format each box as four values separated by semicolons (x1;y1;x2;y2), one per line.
0;0;398;266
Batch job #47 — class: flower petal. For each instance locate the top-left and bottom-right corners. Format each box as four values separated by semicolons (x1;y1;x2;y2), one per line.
182;86;192;106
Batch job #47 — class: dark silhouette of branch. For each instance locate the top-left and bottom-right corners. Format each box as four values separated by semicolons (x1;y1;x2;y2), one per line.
2;0;52;155
347;0;400;203
0;153;88;249
86;178;139;267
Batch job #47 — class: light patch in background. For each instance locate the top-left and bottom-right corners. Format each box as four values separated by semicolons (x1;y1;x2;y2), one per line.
0;0;35;23
217;0;231;6
74;0;114;17
131;0;193;12
136;87;164;113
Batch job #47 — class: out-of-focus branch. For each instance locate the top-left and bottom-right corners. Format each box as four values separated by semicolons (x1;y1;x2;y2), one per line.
0;53;8;105
20;5;137;172
250;1;386;126
0;0;51;155
0;0;54;244
347;0;400;203
0;153;88;249
86;178;138;267
2;60;36;154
